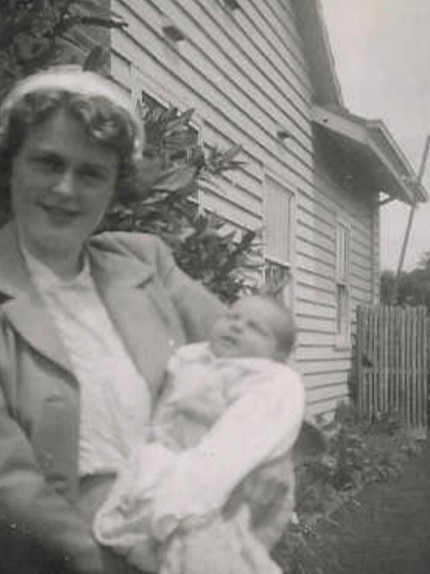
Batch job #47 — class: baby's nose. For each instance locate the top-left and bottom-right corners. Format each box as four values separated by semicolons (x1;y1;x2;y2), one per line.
230;319;244;333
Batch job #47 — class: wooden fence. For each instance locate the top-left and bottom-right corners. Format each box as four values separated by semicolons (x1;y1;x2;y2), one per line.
355;305;428;436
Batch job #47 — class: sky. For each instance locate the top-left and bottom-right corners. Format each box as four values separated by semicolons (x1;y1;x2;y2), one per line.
320;0;430;271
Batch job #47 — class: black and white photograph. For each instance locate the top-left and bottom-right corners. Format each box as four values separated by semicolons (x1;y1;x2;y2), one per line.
0;1;429;573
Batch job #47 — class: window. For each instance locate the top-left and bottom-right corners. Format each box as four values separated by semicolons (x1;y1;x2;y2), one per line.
335;221;351;345
264;176;294;305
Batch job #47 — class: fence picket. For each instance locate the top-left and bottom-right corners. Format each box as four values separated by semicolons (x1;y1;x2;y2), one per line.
356;305;427;434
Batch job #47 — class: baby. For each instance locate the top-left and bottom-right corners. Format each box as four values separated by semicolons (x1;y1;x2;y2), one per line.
94;295;324;574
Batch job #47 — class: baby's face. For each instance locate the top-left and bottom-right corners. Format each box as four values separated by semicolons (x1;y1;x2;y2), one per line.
209;296;285;360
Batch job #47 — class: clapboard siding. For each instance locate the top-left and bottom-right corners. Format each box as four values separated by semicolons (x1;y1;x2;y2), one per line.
197;0;314;101
115;0;313;142
297;345;352;362
110;2;315;175
300;358;352;376
109;0;379;417
307;385;349;419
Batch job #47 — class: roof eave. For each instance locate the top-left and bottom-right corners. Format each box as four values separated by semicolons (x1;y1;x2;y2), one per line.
290;0;344;105
312;105;428;204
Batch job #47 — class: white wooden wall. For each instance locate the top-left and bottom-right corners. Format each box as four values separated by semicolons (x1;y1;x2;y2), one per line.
300;155;378;416
109;0;379;418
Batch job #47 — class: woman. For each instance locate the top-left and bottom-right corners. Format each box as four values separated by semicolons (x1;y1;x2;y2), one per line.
0;66;224;574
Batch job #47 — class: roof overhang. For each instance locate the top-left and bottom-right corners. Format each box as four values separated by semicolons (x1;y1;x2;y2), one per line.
291;0;343;106
312;104;428;205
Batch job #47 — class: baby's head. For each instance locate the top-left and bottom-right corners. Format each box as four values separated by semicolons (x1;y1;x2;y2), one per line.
209;295;296;361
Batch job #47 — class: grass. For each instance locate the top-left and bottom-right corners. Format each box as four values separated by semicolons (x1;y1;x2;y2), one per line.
272;406;427;574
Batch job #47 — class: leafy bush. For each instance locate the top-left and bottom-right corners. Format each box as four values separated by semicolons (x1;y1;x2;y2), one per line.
273;402;423;573
103;104;262;302
294;403;421;519
0;0;124;98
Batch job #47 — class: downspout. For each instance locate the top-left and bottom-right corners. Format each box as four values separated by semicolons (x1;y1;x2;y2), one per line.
392;135;430;301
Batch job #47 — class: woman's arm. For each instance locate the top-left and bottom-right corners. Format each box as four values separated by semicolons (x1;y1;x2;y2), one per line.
0;392;106;574
111;232;225;342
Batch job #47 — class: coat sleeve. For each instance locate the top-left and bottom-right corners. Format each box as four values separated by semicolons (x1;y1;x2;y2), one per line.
0;387;107;574
154;236;225;342
111;232;226;342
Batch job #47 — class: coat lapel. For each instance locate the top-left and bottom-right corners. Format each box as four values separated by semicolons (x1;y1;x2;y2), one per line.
89;237;184;393
0;223;73;374
0;224;184;392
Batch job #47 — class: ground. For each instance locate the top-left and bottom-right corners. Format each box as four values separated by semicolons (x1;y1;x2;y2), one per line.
285;438;430;573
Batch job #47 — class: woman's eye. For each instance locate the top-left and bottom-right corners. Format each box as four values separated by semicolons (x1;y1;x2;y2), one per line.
79;168;107;183
33;155;62;172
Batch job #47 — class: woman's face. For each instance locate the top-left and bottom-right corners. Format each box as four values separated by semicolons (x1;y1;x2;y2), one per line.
10;109;119;256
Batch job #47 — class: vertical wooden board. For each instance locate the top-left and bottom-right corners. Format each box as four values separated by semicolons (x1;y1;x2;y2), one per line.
415;308;421;427
424;315;429;432
391;307;400;412
410;308;416;426
395;307;402;418
401;307;408;424
411;307;417;426
393;307;401;418
405;308;411;425
416;308;422;427
414;308;420;426
424;314;429;430
367;306;373;419
418;309;427;430
367;305;373;419
379;305;387;413
372;305;378;415
356;306;363;415
421;307;428;432
385;306;391;412
373;305;379;418
413;308;420;427
362;306;369;419
359;307;368;418
419;308;426;429
405;307;410;425
408;308;414;426
388;305;395;411
416;309;422;427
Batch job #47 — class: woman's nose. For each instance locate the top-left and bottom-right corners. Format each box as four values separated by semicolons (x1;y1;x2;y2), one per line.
52;169;75;197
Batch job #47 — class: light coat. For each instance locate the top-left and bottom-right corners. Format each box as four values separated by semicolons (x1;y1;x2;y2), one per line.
0;222;224;573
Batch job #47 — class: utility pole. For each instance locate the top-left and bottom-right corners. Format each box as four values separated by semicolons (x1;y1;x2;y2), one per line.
391;135;430;303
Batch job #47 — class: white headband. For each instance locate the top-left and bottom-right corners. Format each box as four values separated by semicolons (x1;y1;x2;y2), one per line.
0;66;144;160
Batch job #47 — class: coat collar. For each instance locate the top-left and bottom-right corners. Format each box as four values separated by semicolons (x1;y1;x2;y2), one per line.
0;223;157;378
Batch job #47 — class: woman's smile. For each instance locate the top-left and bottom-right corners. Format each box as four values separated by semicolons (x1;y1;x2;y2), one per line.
38;201;82;224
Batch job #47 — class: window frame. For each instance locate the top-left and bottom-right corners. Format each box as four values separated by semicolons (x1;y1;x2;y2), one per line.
335;219;352;348
263;173;296;309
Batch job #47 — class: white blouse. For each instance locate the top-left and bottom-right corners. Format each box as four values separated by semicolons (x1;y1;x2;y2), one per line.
22;247;152;477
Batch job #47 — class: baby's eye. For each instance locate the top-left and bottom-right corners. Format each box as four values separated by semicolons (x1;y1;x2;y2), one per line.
225;311;239;320
248;321;268;335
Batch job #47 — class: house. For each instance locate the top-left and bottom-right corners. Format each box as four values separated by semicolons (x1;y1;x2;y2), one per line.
104;0;427;417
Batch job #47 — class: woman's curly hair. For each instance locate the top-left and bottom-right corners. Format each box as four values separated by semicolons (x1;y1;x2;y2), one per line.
0;89;142;220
